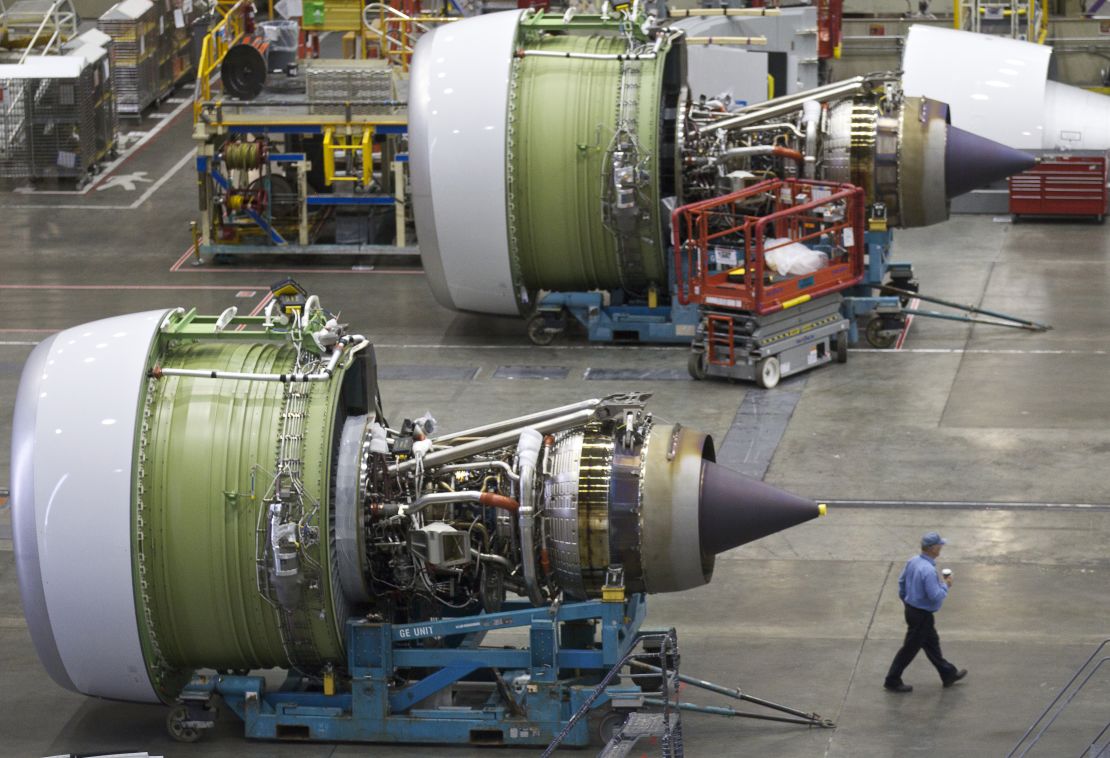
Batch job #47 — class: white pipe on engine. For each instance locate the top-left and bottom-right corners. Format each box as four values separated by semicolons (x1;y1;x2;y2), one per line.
516;49;658;61
152;336;367;384
432;399;606;447
515;428;545;606
392;409;596;475
802;99;821;179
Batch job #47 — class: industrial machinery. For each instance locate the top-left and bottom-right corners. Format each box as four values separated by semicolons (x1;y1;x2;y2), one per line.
674;177;864;388
410;9;1036;349
192;1;412;258
11;284;827;747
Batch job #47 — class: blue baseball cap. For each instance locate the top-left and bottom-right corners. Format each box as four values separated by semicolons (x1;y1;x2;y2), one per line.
922;531;947;548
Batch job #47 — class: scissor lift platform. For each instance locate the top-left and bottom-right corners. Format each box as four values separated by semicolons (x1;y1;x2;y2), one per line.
674;178;864;388
689;294;848;388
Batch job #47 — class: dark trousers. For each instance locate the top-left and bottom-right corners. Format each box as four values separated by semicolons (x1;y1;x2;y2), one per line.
885;603;958;685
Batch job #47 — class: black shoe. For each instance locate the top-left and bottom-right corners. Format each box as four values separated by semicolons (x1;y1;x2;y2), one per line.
884;682;913;693
943;669;968;688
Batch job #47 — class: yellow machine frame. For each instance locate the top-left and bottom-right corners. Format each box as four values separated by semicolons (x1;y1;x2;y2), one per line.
191;1;425;259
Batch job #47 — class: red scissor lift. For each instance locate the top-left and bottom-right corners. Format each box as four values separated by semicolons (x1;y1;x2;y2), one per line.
673;178;865;388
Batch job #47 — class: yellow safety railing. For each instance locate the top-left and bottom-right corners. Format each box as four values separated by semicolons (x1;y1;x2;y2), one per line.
955;0;1049;42
362;2;454;71
1034;0;1049;44
194;0;250;122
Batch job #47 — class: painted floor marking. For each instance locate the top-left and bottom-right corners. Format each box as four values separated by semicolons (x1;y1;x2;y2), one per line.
6;149;196;211
823;499;1110;511
235;291;275;331
95;171;152;192
247;292;274;315
894;297;919;351
171;240;426;273
171;262;423;275
170;245;197;271
852;348;1109;356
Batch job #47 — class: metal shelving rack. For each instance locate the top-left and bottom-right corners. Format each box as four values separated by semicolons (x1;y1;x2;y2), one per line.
63;28;119;166
98;0;159;115
0;56;99;180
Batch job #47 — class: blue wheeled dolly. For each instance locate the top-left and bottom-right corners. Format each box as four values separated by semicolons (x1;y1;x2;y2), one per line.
168;590;834;749
171;593;663;748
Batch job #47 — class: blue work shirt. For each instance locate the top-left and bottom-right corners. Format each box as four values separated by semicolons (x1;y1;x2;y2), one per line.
898;553;948;612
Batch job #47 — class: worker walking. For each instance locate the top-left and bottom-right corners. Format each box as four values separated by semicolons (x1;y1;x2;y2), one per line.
883;531;968;693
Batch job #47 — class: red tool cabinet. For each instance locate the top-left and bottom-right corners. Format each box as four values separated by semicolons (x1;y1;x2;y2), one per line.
1009;155;1108;222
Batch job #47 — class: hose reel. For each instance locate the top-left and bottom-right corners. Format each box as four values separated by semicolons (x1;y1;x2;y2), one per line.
224;140;267;170
221;35;270;100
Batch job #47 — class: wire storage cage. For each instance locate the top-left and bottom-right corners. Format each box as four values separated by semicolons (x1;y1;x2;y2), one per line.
72;31;119;165
0;55;107;181
157;0;201;99
98;0;159;115
62;31;119;167
306;58;400;116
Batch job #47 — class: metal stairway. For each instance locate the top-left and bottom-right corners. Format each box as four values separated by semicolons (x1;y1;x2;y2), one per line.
601;712;684;758
541;628;684;758
0;0;77;58
543;622;834;756
1009;638;1110;757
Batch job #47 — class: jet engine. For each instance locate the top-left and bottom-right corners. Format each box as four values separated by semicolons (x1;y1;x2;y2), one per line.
409;9;1034;316
11;288;821;704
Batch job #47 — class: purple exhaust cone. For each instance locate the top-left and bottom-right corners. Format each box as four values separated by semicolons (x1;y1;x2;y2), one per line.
698;461;823;555
945;125;1036;199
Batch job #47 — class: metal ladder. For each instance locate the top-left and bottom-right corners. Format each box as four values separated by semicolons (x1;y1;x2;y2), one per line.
1008;639;1110;757
542;629;684;758
544;627;835;756
706;313;736;368
601;712;684;758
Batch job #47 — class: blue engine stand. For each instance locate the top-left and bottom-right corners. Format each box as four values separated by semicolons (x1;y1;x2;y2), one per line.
531;291;701;344
175;595;651;747
529;226;909;347
840;227;915;346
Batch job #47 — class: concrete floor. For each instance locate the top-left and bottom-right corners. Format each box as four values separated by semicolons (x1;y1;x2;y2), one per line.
1;103;1109;757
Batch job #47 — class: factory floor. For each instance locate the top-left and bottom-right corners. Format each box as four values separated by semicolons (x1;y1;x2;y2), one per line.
2;104;1109;758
